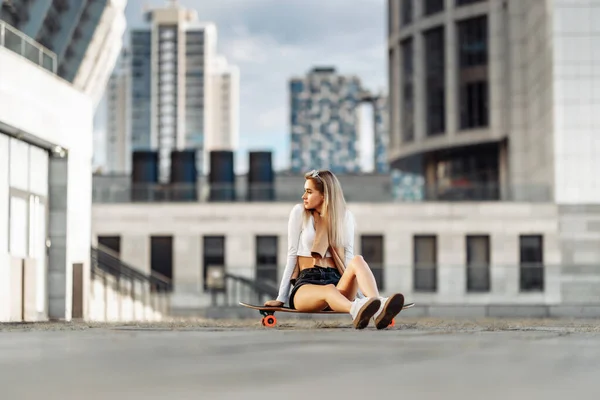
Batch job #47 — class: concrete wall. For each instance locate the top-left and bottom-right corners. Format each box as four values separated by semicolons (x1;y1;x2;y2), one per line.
0;47;93;321
558;205;600;304
507;0;556;198
92;202;562;311
551;0;600;203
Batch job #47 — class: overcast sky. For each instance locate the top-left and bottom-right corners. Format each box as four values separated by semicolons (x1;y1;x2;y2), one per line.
95;0;387;173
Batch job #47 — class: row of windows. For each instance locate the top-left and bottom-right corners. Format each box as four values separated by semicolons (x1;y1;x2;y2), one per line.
395;15;489;143
98;232;545;294
389;0;487;32
413;234;544;293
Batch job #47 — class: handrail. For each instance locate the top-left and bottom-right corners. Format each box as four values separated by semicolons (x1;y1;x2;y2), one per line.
224;272;278;298
206;272;279;307
0;20;57;73
91;245;172;292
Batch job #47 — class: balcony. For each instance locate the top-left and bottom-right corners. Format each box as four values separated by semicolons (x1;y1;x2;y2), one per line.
0;20;57;73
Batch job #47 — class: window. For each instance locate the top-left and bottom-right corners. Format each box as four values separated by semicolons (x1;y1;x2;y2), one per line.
433;144;500;201
256;236;278;285
401;38;414;143
361;235;385;290
424;27;445;136
151;236;173;285
97;236;121;270
401;0;413;26
389;49;396;148
457;16;489;130
519;235;544;292
424;0;444;16
456;0;486;5
466;235;490;292
460;81;488;128
98;236;121;256
203;236;225;291
413;235;437;291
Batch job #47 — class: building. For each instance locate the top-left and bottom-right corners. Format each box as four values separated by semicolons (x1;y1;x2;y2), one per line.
387;0;600;205
290;67;363;174
105;49;130;174
129;3;239;181
93;189;600;318
90;165;600;318
289;67;389;174
386;0;600;296
0;0;127;108
209;55;240;153
0;21;95;322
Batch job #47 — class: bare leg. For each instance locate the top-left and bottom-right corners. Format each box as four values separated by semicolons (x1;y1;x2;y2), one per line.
292;284;352;313
337;255;379;299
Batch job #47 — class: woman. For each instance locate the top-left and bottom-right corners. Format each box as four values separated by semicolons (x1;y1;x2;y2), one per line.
264;169;405;330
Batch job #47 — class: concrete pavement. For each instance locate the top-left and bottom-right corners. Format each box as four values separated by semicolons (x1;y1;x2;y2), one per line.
1;318;599;399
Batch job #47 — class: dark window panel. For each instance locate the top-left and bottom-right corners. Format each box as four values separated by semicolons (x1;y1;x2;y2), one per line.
466;235;490;292
361;235;385;290
519;235;544;292
414;235;437;292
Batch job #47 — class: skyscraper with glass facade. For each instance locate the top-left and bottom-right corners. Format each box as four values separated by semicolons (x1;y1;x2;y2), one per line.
290;67;389;174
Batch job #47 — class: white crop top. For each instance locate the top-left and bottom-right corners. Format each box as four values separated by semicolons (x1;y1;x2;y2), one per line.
276;204;355;304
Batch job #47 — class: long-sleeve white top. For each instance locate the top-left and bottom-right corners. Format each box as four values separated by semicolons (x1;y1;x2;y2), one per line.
275;204;355;304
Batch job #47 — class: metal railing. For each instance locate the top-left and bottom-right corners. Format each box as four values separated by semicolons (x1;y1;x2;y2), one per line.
412;263;547;293
91;245;172;319
207;273;279;307
92;180;553;204
91;245;172;293
0;20;57;73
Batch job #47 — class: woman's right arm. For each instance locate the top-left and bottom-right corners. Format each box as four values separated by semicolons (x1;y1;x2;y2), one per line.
273;204;303;304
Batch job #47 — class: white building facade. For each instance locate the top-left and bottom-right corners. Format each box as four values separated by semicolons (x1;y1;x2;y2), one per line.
208;55;240;153
0;0;127;109
0;27;94;322
93;200;599;317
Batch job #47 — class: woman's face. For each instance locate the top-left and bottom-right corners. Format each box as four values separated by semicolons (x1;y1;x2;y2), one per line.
302;179;324;210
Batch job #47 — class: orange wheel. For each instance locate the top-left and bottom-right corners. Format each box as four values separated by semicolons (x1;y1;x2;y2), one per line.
388;318;396;328
261;318;266;326
264;315;277;327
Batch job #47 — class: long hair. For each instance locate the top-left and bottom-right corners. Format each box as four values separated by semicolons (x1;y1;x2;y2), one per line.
304;169;348;248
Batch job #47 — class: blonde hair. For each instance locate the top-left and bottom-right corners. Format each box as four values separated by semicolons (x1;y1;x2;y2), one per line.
304;169;347;248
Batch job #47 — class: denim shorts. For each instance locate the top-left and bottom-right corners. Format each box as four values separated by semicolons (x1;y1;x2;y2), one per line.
289;266;341;310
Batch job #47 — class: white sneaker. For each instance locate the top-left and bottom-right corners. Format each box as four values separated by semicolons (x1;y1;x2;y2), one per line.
373;293;405;330
349;297;381;329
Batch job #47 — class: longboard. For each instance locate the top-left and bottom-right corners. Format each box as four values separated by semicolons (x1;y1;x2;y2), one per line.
239;301;415;328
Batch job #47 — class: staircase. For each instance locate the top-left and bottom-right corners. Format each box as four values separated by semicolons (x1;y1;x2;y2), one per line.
89;245;172;322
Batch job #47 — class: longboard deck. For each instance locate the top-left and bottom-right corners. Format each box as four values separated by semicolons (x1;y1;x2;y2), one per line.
239;301;415;328
239;301;415;314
